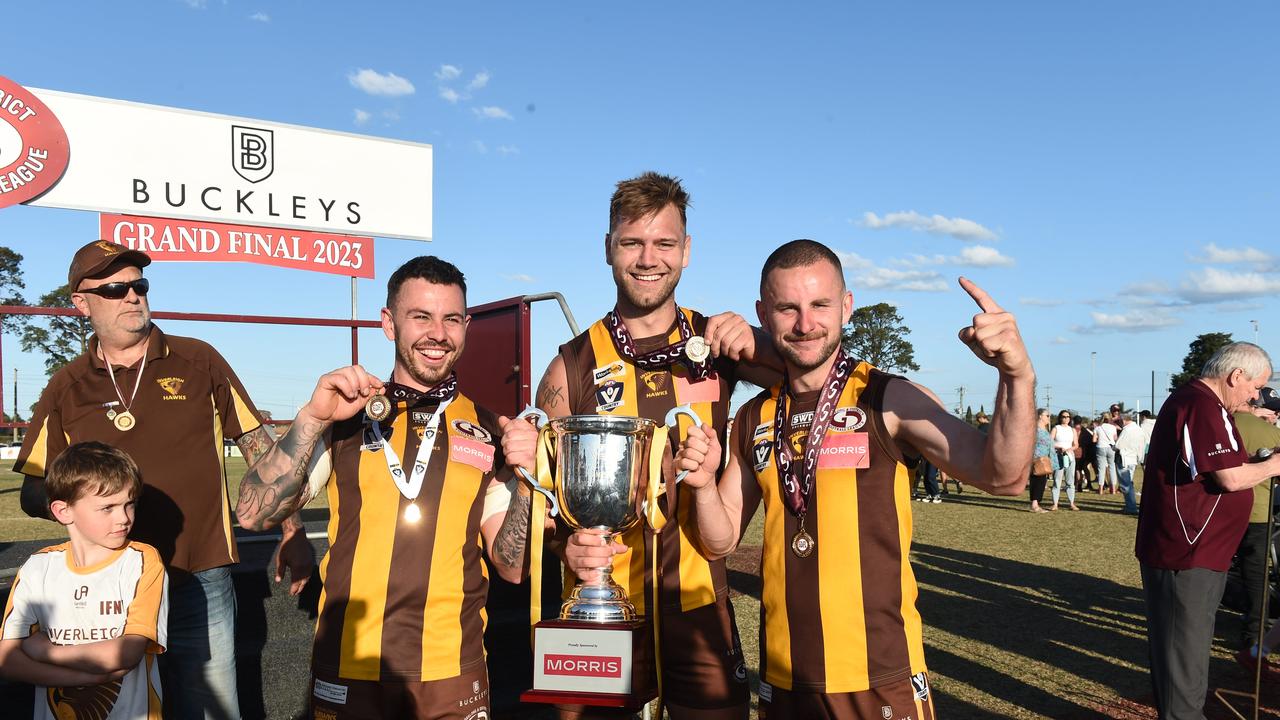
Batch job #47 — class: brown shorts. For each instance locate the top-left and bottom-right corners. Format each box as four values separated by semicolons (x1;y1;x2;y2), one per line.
310;663;489;720
557;596;749;717
759;672;937;720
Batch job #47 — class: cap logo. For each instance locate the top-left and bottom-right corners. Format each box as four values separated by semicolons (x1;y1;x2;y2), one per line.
95;240;122;255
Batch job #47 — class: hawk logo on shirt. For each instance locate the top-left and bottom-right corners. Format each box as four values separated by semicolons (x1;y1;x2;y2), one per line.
640;370;669;399
48;678;122;720
157;376;187;400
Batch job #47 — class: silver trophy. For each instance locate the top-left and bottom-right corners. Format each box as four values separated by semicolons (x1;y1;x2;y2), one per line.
551;414;656;622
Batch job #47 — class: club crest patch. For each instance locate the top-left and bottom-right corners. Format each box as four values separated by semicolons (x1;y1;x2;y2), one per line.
752;439;772;471
911;671;929;701
830;406;867;432
595;380;625;412
451;418;493;443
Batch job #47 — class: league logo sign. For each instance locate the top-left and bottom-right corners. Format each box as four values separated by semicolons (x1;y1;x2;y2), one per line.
0;76;70;209
231;125;274;183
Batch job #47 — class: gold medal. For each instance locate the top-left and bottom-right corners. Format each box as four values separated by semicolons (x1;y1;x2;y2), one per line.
365;394;391;422
791;529;814;557
404;503;422;523
113;411;136;432
684;335;710;364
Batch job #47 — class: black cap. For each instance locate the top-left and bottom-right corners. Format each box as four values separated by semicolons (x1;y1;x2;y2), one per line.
1256;386;1280;413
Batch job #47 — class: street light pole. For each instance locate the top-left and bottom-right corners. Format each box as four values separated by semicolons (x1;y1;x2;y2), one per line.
1091;351;1097;418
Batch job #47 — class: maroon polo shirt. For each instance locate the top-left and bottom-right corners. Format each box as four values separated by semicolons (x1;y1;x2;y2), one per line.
15;325;264;576
1134;379;1251;571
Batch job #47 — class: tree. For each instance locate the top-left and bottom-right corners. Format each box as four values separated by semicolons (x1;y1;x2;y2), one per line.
841;302;920;373
1169;332;1233;391
20;285;91;377
0;246;28;333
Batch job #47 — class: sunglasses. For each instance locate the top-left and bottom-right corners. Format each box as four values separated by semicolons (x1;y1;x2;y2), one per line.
78;278;150;300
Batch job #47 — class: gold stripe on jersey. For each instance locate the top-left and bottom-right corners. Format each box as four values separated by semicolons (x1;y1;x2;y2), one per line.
420;394;489;679
20;417;50;477
583;308;718;613
337;442;401;679
751;363;925;693
212;398;235;562
229;385;259;435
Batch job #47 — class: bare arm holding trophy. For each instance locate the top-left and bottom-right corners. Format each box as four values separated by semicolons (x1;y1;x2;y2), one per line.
674;240;1033;717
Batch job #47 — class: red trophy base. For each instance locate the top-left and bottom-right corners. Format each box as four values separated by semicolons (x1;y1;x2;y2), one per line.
521;619;655;709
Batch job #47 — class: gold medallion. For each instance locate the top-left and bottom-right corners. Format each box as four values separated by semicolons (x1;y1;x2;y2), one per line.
684;336;710;364
365;394;391;422
113;411;136;432
791;529;814;558
404;503;422;523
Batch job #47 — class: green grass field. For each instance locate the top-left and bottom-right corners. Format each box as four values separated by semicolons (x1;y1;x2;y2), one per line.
2;466;1266;718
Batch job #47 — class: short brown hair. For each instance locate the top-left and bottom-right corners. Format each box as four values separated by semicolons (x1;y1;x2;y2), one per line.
760;239;845;296
46;441;143;506
609;172;690;235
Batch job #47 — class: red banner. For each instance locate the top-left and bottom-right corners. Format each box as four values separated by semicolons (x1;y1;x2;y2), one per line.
100;213;374;278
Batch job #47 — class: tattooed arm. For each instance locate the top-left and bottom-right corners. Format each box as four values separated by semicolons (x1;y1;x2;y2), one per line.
535;355;570;419
236;365;382;532
237;423;315;593
483;473;532;584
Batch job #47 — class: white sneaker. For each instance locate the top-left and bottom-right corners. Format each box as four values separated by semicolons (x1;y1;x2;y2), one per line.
931;496;942;503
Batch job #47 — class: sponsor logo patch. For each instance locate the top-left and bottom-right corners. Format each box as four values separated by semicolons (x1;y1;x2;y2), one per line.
595;380;625;412
816;431;870;470
450;437;495;472
830;405;867;431
758;680;773;702
592;361;626;385
543;654;623;678
752;440;772;472
313;678;348;705
911;671;929;701
882;706;893;720
675;373;720;404
753;422;773;439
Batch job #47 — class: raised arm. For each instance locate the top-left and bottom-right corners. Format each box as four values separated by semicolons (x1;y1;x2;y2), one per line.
675;411;762;560
236;366;381;532
702;311;784;388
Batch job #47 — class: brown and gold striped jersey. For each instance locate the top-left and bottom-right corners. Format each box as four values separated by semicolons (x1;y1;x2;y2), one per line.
559;308;738;614
738;363;927;693
310;392;504;682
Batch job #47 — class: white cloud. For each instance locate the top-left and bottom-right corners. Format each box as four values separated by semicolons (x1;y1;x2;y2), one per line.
504;273;535;283
435;65;462;82
1190;243;1273;265
1119;281;1170;297
894;245;1013;268
439;87;461;104
1179;267;1280;303
834;250;874;270
348;69;415;97
467;72;490;91
1072;309;1182;334
473;106;513;120
860;210;998;242
248;11;270;22
496;145;520;156
353;109;371;125
1020;297;1065;307
1050;336;1072;345
852;267;948;292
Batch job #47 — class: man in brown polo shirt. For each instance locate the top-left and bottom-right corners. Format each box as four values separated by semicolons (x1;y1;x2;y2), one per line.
14;240;312;719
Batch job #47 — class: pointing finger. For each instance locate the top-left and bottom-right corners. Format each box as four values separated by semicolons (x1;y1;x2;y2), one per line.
959;277;1004;314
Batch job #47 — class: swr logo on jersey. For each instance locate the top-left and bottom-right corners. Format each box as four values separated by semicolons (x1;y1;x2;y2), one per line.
592;361;626;385
451;418;493;443
595;380;625;412
232;125;274;183
157;376;187;400
544;654;623;678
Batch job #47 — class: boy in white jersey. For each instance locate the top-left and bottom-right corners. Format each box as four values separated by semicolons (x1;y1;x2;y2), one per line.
1;441;168;720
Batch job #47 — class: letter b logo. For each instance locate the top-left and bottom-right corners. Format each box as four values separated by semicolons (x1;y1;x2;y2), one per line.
231;125;274;183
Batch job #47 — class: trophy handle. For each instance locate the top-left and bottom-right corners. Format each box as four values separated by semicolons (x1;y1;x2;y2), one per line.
664;404;704;485
514;405;559;517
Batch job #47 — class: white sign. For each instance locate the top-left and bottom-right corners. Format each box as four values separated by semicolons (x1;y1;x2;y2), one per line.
27;88;432;241
533;626;634;695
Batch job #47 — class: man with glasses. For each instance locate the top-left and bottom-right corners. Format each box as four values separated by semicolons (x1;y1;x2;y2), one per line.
13;240;308;719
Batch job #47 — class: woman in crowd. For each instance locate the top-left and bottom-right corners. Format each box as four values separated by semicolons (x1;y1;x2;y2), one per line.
1030;408;1054;512
1051;409;1080;511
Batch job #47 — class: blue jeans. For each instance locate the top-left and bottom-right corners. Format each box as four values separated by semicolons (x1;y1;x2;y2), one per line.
1096;445;1119;491
1118;464;1139;513
161;565;241;720
1052;453;1076;506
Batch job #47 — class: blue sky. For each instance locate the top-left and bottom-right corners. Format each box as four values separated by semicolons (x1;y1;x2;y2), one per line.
1;1;1277;421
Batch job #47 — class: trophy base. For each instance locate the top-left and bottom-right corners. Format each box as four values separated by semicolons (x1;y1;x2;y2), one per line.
560;579;637;622
522;619;655;708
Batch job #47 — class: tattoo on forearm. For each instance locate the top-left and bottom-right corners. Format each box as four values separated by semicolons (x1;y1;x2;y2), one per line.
537;379;564;410
235;418;325;531
236;426;275;466
492;492;532;569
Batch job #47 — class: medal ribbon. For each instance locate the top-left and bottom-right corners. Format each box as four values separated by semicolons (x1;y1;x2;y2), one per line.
605;309;711;380
773;350;855;517
384;373;458;408
101;345;149;417
372;396;453;502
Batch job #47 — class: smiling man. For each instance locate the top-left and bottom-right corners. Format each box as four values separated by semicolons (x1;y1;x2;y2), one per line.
234;256;536;720
672;239;1035;719
13;239;299;720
